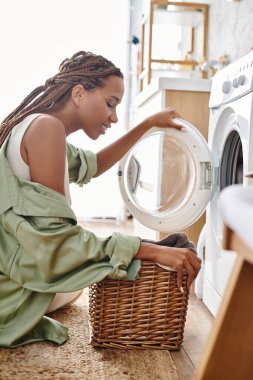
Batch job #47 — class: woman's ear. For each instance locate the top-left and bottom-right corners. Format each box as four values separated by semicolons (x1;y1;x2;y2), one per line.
71;84;85;106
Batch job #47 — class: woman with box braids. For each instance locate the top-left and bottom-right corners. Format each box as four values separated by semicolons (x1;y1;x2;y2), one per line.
0;49;201;323
0;51;123;147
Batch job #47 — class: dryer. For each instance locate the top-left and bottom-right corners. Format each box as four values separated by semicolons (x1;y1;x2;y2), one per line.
118;51;253;317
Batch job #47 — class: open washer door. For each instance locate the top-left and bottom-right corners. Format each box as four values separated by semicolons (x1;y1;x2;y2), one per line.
118;118;214;231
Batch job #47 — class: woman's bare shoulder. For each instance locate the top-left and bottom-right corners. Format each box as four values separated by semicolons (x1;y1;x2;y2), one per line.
25;114;66;139
21;114;67;195
22;114;66;157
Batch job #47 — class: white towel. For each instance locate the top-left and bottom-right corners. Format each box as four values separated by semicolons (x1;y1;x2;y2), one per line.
219;185;253;250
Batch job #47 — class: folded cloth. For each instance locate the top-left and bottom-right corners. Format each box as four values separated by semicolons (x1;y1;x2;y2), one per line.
142;232;197;272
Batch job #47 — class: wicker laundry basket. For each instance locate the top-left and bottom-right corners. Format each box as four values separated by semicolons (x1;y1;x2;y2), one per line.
89;260;189;350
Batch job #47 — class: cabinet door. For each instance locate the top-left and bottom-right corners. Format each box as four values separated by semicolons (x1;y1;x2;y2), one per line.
165;90;210;141
163;90;210;243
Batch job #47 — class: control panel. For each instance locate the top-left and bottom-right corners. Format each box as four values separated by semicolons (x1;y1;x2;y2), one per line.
209;51;253;108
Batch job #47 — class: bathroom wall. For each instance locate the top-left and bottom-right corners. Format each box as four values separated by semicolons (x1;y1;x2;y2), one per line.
208;0;253;63
131;0;253;65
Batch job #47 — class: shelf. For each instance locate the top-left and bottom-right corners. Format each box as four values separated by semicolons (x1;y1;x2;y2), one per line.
153;9;204;28
139;0;209;91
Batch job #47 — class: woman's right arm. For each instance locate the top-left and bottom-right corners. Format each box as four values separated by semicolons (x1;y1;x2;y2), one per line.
135;242;202;291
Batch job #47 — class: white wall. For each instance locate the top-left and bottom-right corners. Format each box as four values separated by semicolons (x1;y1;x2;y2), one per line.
0;0;130;221
208;0;253;63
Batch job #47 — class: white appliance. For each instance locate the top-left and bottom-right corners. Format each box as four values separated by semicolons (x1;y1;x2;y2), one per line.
118;51;253;317
203;51;253;316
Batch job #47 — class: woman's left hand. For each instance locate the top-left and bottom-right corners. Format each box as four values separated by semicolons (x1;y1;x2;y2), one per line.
144;107;183;130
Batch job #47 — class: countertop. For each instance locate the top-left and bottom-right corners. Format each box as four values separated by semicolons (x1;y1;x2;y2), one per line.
135;76;212;107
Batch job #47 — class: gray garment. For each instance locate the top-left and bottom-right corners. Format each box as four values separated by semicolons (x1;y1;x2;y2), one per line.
142;232;197;255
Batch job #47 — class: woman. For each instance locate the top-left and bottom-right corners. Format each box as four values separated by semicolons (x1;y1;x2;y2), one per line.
0;51;201;347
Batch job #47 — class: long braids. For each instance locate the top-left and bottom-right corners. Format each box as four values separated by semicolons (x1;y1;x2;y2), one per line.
0;51;123;147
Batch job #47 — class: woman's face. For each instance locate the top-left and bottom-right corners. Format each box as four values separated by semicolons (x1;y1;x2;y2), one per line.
74;75;124;139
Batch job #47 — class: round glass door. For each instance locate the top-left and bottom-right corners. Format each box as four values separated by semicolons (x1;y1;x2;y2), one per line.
118;118;213;231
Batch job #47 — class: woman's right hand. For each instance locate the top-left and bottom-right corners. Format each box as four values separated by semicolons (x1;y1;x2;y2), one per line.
143;107;183;130
135;242;202;291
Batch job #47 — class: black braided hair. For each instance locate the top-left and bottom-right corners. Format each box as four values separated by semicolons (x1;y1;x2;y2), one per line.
0;51;123;147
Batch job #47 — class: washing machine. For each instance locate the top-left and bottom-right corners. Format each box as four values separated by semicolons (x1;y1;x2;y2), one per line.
203;51;253;316
118;51;253;317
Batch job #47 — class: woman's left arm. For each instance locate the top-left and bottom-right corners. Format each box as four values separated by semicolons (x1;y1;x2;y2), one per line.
94;107;183;177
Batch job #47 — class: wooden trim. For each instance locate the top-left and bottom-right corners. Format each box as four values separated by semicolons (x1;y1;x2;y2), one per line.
191;27;195;55
151;58;199;66
148;1;154;85
140;22;145;92
223;225;253;265
196;226;253;379
195;257;253;380
203;4;209;61
229;231;253;265
152;0;209;12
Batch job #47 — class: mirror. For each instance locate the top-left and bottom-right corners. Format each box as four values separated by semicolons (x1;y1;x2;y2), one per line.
139;1;209;90
125;131;197;215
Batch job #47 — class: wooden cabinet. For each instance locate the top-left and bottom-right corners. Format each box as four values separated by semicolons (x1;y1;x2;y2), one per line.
164;89;209;141
134;77;211;245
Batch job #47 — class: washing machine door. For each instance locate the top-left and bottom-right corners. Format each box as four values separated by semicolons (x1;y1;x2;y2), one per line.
118;118;214;231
